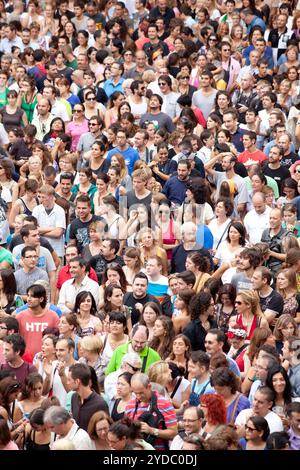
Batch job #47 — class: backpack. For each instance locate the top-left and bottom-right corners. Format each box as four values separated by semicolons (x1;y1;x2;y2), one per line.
134;393;168;450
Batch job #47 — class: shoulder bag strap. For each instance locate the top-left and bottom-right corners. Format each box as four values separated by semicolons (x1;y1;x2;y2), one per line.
215;220;231;250
229;393;241;425
170;377;183;399
141;349;149;373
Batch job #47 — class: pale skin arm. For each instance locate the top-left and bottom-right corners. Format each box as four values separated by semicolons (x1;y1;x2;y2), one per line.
38;227;64;238
48;270;56;303
241;365;256;395
8;200;21;227
140;422;177;441
51;250;60;269
11;184;19;204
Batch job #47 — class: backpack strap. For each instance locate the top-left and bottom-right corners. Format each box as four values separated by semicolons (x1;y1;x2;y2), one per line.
170;377;183;399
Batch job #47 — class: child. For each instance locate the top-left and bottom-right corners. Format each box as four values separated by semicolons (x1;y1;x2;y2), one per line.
282;203;300;238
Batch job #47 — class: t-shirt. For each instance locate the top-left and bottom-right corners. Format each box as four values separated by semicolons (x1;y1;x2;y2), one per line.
16;308;60;357
262;164;290;194
259;289;284;317
107;146;140;176
231;273;253;292
89;254;124;283
139;112;175;133
123;292;161;325
238;149;267;167
0;361;37;385
13;245;55;273
68;215;103;253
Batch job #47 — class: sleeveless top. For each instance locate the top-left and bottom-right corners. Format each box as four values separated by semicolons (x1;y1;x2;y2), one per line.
111;398;125;422
21;96;38;123
16;401;30;420
236;314;261;340
162;218;177;260
19;197;35;216
0;106;24;131
78;315;100;337
25;430;50;451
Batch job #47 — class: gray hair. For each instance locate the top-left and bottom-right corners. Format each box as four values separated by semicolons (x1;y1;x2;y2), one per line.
131;372;150;388
44;406;71;425
122;352;142;368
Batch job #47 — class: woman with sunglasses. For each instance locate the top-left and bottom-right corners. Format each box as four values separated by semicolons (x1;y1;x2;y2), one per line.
176;71;197;100
66;103;89;152
230;290;269;341
104;91;125;129
84;90;105;121
240;416;270;450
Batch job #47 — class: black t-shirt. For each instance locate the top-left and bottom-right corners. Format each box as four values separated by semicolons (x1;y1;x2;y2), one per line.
89;254;124;283
126;191;152;210
69;215;103;253
123;292;161;325
171;244;212;274
259;289;284;317
9;235;55;253
262;164;291;193
281;152;299;168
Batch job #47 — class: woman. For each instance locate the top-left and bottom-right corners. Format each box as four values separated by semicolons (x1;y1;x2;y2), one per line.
33;334;57;377
210;367;250;424
122;247;142;288
56;76;81;111
84;91;105;121
118;102;132;122
200;394;227;437
18;76;38;123
73;30;89;57
99;195;125;245
104;91;125;129
227;324;248;374
22;47;35;70
266;365;292;414
172;288;195;335
93;173;110;215
63;21;78;50
182;291;217;351
58;313;80;360
165;361;190;409
156;199;179;261
41;4;58;37
87;411;113;450
0;160;18;203
42;117;65;149
230;25;244;57
74;291;102;337
149;316;175;360
277;178;299;207
71;167;97;204
107;166;126;201
277;269;300;323
100;312;128;374
0;90;27;132
0;376;21;431
185;252;211;293
240;416;269;450
176;71;197;99
277;79;293;115
184;177;214;226
0;418;19;450
110;153;132;192
166;334;191;378
136;227;168;275
282;203;300;238
139;302;162;342
111;372;133;422
215;283;236;333
87;140;110;180
66;103;89;152
101;285;131;332
214;221;246;270
273;314;298;354
81;222;103;262
208;198;233;251
99;263;128;309
278;45;300;74
230;290;269;340
24;408;51;451
78;335;103;383
0;269;23;315
14;374;44;422
206;113;222;137
20;157;42;187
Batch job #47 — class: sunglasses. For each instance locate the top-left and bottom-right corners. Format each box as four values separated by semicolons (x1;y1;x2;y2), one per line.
181;76;189;79
86;97;96;101
158;82;167;86
235;301;242;305
89;123;98;126
127;363;141;372
295;169;300;173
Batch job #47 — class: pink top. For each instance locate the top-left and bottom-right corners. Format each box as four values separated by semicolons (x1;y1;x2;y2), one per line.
66;119;89;151
2;441;19;450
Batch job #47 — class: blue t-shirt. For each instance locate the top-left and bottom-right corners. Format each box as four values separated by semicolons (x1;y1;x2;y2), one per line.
107;146;140;175
196;225;214;250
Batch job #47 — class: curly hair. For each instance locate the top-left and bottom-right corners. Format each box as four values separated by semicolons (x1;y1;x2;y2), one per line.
189;291;212;321
200;394;227;426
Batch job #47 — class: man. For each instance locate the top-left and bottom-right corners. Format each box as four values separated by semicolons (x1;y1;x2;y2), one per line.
31;97;54;141
244;37;274;69
57;257;99;314
170;407;205;449
146;256;169;303
28;49;47;92
192;71;217;120
14;245;49;300
171;222;211;273
244;192;271;244
123;273;161;325
128;80;148;122
277;133;299;168
0;334;37;384
107;128;140;176
76;116;102;165
16;284;59;358
106;324;161;374
102;62;124;99
44;406;92;450
221;42;241;93
55;172;76;224
67;363;108;431
139;94;175;133
125;50;153;80
162;159;191;206
267;13;291;64
85;0;106;30
12;224;56;301
149;0;175;27
248;354;279;404
263;123;295;157
133;129;152;163
143;24;169;59
205;329;241;376
233;74;257;122
72;0;89;30
0;317;22;363
126;168;151;209
43;338;76;407
157;74;180;122
262;145;290;194
252;266;284;325
231;247;261;292
0;23;23;53
286;402;300;451
241;8;266;34
261;208;290;275
235;386;284;433
186;351;214;405
32;185;66;259
41;85;70;123
222;108;246;153
285;336;300;398
104;352;142;401
68;195;103;253
176;271;196;290
206;153;248;218
238;131;267;167
125;373;177;450
90;239;124;284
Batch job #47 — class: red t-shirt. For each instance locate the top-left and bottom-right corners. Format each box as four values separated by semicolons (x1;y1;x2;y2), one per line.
56;265;98;289
238;149;267;167
16;309;60;357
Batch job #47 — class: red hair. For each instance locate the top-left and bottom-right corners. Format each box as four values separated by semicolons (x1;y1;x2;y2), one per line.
200;394;227;426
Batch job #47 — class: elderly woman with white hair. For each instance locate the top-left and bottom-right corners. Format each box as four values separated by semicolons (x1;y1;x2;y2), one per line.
104;352;142;402
171;221;213;274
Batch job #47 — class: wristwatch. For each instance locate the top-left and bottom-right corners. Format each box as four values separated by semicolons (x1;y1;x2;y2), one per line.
153;428;159;437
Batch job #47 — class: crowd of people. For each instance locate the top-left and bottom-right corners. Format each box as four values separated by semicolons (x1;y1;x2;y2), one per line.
0;0;299;453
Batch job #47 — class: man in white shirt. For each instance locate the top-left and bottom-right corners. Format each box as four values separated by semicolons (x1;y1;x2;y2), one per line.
235;386;284;434
157;74;181;122
244;192;271;244
170;407;205;450
0;24;23;53
58;257;99;314
32;185;66;259
44;406;92;450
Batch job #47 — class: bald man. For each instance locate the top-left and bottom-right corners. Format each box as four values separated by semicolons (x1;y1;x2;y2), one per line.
244;192;271;244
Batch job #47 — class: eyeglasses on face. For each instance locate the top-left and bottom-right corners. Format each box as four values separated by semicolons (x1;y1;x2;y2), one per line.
158;82;167;86
73;109;82;113
86;97;96;101
245;424;257;432
88;122;98;126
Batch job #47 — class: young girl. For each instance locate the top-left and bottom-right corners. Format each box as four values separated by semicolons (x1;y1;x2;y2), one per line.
282;203;300;238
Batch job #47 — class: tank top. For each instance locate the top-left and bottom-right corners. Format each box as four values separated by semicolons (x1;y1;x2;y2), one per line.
78;316;100;337
111;398;125;422
236;314;261;340
25;430;50;451
162;218;177;260
20;197;34;216
21;96;38;123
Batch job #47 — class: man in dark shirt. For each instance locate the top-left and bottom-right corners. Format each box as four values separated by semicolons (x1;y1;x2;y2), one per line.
0;334;37;385
143;24;170;59
278;134;299;168
262;145;290;194
162;159;191;205
149;0;175;27
69;364;109;432
252;266;284;326
261;208;291;275
90;239;124;283
123;273;160;325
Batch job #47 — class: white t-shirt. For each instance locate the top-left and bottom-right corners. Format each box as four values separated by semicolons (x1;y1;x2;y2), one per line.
235;408;284;433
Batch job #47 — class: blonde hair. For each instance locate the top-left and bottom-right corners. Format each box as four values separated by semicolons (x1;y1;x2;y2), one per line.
148;361;170;386
273;314;298;341
38;184;55;196
50;439;76;450
79;335;103;354
237;290;263;317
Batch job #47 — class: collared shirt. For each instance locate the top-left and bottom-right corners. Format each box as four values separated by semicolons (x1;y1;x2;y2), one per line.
54;420;92;450
288;427;300;450
71;391;109;431
57;275;100;314
56;264;98;290
105;342;161;375
102;77;124;99
32;203;66;257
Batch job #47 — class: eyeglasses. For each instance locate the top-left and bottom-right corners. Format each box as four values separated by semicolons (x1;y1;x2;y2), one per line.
209;37;217;41
127;363;141;372
89;123;98;126
245;425;257;432
158;82;167;86
223;49;231;52
255;364;268;371
124;52;133;56
73;109;82;113
86;97;96;101
182;419;198;423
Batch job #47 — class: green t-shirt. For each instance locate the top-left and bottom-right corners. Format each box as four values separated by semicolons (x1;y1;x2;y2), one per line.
105;342;161;375
0;247;13;266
